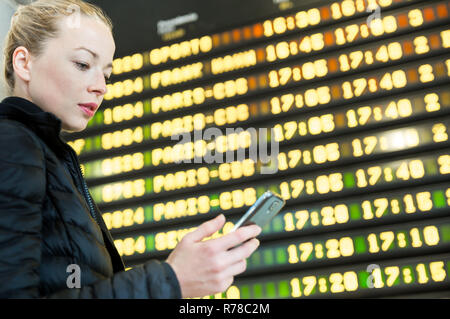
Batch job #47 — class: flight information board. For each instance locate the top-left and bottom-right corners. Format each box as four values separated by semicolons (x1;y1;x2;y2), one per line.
66;0;450;298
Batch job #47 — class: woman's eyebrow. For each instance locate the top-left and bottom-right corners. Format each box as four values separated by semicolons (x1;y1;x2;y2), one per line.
74;46;113;69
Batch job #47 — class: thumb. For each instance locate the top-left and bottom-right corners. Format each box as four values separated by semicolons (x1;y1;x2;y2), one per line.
188;214;226;243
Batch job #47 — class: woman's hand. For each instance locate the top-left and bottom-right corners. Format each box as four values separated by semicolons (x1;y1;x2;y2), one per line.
166;214;262;298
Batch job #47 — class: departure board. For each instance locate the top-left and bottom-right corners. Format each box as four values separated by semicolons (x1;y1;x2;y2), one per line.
66;0;450;298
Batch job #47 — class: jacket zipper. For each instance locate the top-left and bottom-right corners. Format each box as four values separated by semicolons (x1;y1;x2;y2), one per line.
79;165;98;222
64;143;125;271
67;147;99;223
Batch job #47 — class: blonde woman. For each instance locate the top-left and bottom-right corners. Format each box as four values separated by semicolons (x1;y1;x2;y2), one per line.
0;0;261;298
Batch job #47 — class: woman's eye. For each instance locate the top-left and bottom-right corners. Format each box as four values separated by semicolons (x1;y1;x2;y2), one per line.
76;62;111;84
75;62;89;70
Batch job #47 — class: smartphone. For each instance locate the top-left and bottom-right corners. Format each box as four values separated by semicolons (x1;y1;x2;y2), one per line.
230;191;285;232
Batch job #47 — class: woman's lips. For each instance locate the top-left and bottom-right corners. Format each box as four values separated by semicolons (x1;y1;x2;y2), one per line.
78;104;95;117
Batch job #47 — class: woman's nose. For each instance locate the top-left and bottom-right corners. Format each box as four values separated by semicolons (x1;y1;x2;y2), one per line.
88;73;107;96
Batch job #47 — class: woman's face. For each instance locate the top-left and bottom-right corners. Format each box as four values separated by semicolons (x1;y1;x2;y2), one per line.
13;15;115;132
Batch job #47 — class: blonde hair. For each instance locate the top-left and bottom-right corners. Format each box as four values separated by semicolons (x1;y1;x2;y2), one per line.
2;0;113;96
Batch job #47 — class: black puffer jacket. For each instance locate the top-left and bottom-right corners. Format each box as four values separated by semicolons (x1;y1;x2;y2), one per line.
0;96;181;298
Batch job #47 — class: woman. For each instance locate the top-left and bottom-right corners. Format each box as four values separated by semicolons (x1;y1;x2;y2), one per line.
0;0;261;298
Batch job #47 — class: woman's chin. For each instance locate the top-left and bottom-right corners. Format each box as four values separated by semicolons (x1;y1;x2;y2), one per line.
61;121;88;133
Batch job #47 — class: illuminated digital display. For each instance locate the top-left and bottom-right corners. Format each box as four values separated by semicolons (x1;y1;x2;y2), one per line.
80;113;448;180
109;183;450;254
227;253;450;298
84;120;449;202
92;150;449;228
63;0;450;298
70;60;450;158
246;218;450;273
104;11;450;101
109;0;444;73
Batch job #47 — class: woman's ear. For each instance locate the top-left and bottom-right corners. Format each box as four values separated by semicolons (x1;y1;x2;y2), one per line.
12;46;32;83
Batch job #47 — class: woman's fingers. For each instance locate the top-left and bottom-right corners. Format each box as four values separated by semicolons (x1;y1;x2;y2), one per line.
226;238;260;264
166;214;262;298
224;259;248;279
184;214;226;243
217;224;262;251
222;238;259;277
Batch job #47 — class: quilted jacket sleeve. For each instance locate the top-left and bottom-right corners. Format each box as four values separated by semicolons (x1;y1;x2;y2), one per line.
0;122;46;298
46;261;181;299
0;121;181;299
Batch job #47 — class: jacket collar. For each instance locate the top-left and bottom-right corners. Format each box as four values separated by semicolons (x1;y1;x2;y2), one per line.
0;96;70;157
